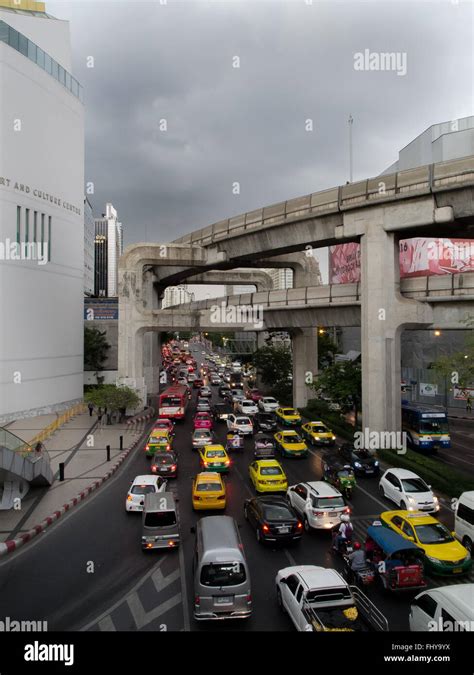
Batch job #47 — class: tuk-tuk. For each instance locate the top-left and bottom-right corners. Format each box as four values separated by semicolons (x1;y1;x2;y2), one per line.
253;432;276;459
365;522;427;592
323;455;356;499
225;429;244;452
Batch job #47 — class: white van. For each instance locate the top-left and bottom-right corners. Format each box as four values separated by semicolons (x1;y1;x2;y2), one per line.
409;585;474;632
454;491;474;553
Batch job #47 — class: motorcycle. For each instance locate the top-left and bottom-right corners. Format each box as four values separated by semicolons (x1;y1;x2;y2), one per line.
343;555;375;587
331;530;354;556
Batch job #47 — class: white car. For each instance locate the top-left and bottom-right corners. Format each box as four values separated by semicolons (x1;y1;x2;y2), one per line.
177;377;188;386
199;386;212;398
237;399;258;415
125;475;167;512
227;414;254;436
192;428;214;450
187;373;197;383
379;468;439;513
286;481;348;532
258;396;279;413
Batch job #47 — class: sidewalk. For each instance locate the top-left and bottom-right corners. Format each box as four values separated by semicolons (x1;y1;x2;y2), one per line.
446;406;474;421
0;411;148;548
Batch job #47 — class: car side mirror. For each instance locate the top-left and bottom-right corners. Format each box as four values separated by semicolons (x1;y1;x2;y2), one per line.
394;486;401;491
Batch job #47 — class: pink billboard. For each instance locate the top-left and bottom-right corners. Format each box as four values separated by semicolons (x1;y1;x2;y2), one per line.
330;238;474;283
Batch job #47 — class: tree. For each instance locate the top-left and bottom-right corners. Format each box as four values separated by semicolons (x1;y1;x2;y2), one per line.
318;332;338;368
85;385;141;424
252;344;293;403
84;327;110;384
432;315;474;393
312;360;362;424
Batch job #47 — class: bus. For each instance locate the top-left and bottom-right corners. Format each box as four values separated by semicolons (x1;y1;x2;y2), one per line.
159;384;191;421
401;402;450;453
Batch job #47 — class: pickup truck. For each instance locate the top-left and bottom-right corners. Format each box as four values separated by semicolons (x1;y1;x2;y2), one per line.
276;565;388;632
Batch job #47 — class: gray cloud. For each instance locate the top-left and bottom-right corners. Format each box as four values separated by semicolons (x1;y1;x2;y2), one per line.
50;0;473;247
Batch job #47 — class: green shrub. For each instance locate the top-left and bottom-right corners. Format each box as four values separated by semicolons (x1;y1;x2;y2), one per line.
300;399;360;440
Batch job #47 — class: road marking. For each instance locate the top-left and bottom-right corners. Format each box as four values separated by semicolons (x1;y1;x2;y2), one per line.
98;615;116;632
178;540;190;632
127;590;182;630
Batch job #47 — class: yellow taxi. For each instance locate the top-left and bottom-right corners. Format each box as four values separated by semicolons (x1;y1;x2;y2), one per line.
145;430;172;457
192;472;226;510
301;421;336;447
248;459;288;493
274;430;309;458
381;510;472;576
275;407;302;427
198;444;231;473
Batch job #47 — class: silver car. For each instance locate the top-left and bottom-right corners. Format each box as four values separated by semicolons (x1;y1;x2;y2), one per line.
192;428;214;451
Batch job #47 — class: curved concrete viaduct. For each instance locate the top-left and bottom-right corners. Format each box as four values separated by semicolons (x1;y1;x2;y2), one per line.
119;155;474;435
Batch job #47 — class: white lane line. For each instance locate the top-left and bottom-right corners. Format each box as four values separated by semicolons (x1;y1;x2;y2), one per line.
98;615;116;632
127;590;182;630
80;558;165;631
178;541;191;632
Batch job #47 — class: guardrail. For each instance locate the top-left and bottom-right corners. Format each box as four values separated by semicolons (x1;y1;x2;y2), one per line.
172;156;474;247
27;403;86;450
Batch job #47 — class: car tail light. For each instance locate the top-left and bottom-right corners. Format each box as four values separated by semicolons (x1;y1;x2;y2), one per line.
297;521;303;529
168;541;175;547
262;524;270;532
194;496;201;501
203;461;208;467
170;465;177;471
345;507;351;514
225;460;230;466
195;595;200;606
145;445;149;451
312;511;324;516
217;495;225;500
151;466;157;472
166;445;170;450
246;594;252;604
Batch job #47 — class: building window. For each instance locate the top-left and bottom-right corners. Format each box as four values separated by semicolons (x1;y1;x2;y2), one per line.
27;39;37;63
16;206;21;246
51;59;59;81
25;208;29;244
19;33;28;56
44;52;52;74
36;47;45;69
41;213;45;258
48;216;51;261
33;211;37;243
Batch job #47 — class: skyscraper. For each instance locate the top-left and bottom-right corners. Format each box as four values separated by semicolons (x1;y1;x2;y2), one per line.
94;203;123;297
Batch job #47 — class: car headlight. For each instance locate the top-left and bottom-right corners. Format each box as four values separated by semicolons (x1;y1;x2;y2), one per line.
374;461;379;466
354;462;362;468
426;555;442;564
433;496;439;503
407;496;416;504
331;436;336;440
314;436;320;441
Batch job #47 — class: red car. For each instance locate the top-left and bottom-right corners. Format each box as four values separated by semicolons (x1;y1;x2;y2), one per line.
153;418;175;436
193;378;204;388
248;389;263;402
193;412;213;430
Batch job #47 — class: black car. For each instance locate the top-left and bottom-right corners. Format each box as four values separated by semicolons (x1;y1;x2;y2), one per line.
255;412;277;432
212;402;234;422
150;451;178;478
338;443;380;477
244;496;303;545
218;384;231;398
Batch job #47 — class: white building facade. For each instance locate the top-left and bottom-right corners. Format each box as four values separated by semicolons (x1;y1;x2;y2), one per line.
162;285;194;308
94;202;123;297
0;1;85;422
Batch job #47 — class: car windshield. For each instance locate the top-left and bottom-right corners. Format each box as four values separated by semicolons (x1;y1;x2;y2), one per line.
402;478;429;493
152;453;176;464
144;511;176;527
196;414;209;419
264;398;276;403
419;419;449;433
242;402;254;407
194;431;211;439
354;449;371;460
414;523;454;544
313;496;345;508
155;422;170;429
200;563;246;587
260;466;283;476
284;435;302;444
236;417;251;424
337;469;353;478
131;485;155;495
263;504;293;520
196;481;222;492
161;396;182;406
311;425;327;433
206;450;226;458
283;409;297;415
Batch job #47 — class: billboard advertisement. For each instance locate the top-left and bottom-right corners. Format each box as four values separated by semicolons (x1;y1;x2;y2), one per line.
84;298;119;320
329;238;474;284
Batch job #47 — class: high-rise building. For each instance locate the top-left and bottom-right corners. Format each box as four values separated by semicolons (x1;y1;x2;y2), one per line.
94;203;123;297
0;0;85;423
84;196;95;296
264;268;293;290
162;285;194;308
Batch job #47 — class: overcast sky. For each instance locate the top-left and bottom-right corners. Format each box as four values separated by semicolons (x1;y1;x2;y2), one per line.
50;0;473;285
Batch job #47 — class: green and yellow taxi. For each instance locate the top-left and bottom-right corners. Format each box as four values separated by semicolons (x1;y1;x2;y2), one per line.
248;459;288;493
192;472;226;510
198;444;231;473
275;407;302;427
381;510;472;576
301;421;336;446
274;430;309;458
145;430;172;457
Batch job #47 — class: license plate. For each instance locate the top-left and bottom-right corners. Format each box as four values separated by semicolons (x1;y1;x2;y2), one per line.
421;506;432;511
366;470;374;474
453;567;463;574
279;527;290;534
215;596;233;604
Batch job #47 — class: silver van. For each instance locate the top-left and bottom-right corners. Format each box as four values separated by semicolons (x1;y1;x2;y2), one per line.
191;515;252;620
454;491;474;553
141;492;180;551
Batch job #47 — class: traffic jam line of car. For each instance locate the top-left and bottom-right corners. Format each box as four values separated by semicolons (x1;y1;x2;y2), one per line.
121;340;474;631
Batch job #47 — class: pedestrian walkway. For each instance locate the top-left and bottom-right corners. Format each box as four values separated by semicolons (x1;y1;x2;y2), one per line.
0;410;147;545
447;406;474;420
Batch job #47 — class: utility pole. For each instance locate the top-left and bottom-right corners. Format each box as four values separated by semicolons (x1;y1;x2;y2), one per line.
348;114;354;183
